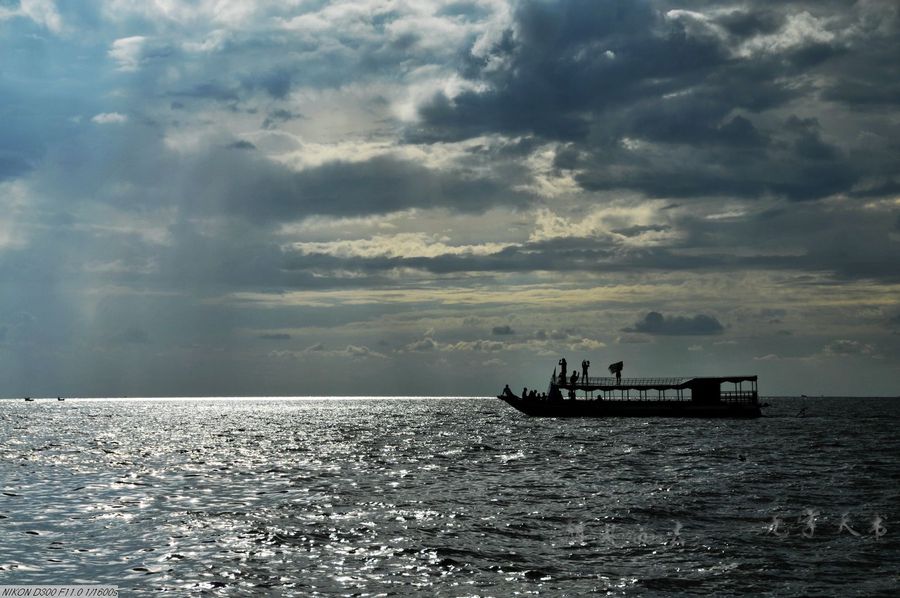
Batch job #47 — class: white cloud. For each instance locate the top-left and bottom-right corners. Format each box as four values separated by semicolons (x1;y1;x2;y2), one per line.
406;337;438;352
529;203;680;246
289;232;511;259
667;8;840;60
566;337;606;352
0;0;62;33
736;11;836;58
0;181;29;250
91;112;129;125
103;0;265;27
513;144;582;198
109;36;149;71
665;10;727;44
393;72;488;123
754;353;780;361
446;339;505;352
822;339;878;357
270;342;387;360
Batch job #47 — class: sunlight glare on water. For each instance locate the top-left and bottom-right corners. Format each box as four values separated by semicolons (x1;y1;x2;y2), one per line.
0;397;898;596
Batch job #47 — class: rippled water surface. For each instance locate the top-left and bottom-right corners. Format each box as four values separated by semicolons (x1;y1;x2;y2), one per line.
1;397;898;596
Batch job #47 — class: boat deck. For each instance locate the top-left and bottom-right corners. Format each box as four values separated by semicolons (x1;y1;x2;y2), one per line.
552;375;759;404
562;376;692;391
559;375;756;391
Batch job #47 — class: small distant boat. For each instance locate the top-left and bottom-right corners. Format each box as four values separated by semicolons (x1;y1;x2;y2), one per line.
24;397;34;402
57;397;65;401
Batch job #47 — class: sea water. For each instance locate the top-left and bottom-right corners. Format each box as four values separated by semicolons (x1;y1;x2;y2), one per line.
0;397;898;596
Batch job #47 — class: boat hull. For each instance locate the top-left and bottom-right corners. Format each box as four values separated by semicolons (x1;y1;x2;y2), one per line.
497;396;761;418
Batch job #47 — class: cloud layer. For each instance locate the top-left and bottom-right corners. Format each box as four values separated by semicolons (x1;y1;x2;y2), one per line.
1;1;898;396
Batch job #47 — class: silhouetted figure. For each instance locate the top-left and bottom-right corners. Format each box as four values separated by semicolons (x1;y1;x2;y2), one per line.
522;387;528;400
502;384;511;397
581;359;590;381
559;358;567;384
608;361;623;385
570;371;579;385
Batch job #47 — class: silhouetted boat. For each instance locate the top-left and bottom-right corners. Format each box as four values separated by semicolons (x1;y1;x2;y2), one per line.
24;397;34;402
499;369;761;418
57;397;65;401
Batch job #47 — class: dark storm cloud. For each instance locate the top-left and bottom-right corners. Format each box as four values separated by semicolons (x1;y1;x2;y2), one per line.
187;150;529;222
27;116;528;225
309;242;711;282
624;312;724;336
666;199;900;282
0;75;94;183
410;0;900;202
272;179;898;285
573;115;859;201
262;109;305;130
715;8;784;38
413;0;734;142
228;140;256;150
888;312;900;330
241;69;295;99
259;333;292;341
816;5;900;109
822;78;900;108
171;82;241;103
822;339;876;357
281;239;624;278
611;224;671;237
109;327;150;344
0;152;31;181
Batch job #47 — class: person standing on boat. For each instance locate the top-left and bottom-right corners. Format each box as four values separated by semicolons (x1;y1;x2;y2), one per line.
522;387;528;400
581;360;590;382
558;358;567;384
608;361;624;385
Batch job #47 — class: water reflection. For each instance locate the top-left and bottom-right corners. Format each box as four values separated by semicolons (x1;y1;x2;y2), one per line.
0;397;897;595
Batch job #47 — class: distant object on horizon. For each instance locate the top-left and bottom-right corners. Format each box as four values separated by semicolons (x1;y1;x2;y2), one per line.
58;397;65;401
499;359;761;418
24;397;34;402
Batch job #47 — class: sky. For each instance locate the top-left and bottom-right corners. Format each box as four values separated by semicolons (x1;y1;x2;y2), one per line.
1;0;899;397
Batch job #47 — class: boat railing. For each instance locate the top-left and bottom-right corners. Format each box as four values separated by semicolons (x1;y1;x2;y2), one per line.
553;376;692;387
720;390;758;403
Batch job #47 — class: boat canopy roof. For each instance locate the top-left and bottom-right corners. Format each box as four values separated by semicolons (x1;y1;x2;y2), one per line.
692;375;757;383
